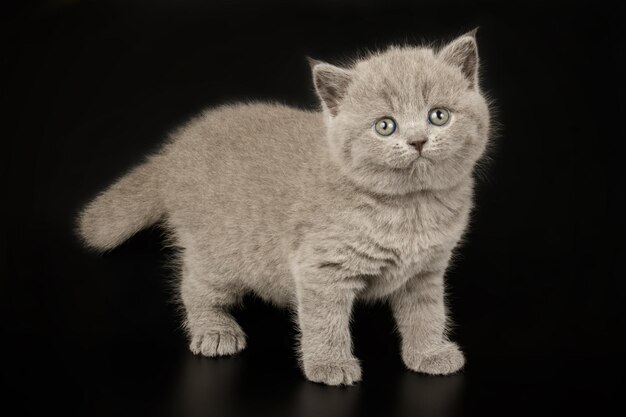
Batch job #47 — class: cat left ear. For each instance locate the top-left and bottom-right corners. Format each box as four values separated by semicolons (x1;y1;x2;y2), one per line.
308;57;353;117
438;29;480;89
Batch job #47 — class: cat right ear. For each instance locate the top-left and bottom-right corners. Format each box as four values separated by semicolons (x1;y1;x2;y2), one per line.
308;57;353;117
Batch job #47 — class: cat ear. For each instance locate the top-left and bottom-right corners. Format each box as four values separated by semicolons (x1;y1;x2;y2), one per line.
308;57;353;117
438;29;480;89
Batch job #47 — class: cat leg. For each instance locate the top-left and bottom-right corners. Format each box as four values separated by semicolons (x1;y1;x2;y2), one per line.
390;270;465;375
181;253;246;357
295;268;363;386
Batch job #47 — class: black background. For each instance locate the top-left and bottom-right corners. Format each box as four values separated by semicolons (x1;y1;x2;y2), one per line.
4;0;625;416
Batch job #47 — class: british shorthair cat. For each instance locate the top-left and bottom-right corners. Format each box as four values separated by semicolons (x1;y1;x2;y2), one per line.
78;31;491;385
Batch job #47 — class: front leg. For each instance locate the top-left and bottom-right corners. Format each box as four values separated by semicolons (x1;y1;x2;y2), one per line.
390;269;465;375
295;266;363;386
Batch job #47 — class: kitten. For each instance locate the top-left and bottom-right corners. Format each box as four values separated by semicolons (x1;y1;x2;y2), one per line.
78;31;491;386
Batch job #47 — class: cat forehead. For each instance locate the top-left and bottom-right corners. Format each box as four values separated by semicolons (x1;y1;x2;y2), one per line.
349;47;469;107
357;46;434;70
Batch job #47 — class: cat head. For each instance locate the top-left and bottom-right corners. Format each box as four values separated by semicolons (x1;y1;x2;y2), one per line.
310;31;491;194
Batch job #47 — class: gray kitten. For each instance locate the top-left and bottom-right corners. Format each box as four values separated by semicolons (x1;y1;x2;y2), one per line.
78;31;490;386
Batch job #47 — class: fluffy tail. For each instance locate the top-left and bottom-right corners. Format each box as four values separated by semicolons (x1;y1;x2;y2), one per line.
77;160;163;251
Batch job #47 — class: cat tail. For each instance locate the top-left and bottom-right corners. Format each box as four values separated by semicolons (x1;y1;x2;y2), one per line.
77;158;164;252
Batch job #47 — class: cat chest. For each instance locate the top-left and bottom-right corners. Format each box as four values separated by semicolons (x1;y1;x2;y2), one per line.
352;231;453;300
356;210;462;299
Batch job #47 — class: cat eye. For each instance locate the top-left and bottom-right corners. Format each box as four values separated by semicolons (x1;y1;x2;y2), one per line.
428;108;451;126
374;117;397;136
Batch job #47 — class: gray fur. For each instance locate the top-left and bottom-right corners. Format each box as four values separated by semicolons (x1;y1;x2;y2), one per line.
78;32;490;385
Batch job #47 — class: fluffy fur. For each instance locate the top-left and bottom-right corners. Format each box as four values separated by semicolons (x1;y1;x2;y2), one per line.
78;32;491;385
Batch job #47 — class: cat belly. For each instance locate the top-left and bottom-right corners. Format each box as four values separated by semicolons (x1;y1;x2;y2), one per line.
244;270;295;307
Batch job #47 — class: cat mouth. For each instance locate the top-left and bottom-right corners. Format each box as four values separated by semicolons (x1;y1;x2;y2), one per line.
414;155;433;164
383;154;433;171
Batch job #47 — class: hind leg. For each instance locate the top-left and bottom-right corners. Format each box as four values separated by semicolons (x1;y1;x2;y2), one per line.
180;248;247;357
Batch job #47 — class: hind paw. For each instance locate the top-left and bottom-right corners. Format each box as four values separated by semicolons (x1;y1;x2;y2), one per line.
190;330;247;357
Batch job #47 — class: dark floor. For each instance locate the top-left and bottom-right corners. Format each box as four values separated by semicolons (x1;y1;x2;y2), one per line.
4;1;625;416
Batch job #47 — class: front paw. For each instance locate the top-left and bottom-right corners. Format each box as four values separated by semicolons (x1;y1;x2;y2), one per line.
403;342;465;375
303;357;362;386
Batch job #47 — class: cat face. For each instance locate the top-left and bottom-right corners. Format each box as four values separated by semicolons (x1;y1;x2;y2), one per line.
312;32;490;194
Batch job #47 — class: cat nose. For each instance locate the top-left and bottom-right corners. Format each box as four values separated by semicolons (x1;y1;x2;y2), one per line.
409;138;428;153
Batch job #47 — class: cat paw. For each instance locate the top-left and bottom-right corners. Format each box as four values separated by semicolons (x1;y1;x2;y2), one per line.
403;342;465;375
189;330;247;357
303;358;362;386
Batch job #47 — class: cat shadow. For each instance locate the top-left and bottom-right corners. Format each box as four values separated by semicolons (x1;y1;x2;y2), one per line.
172;350;464;417
392;372;465;417
290;381;361;417
169;299;464;417
288;368;464;417
173;354;246;417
